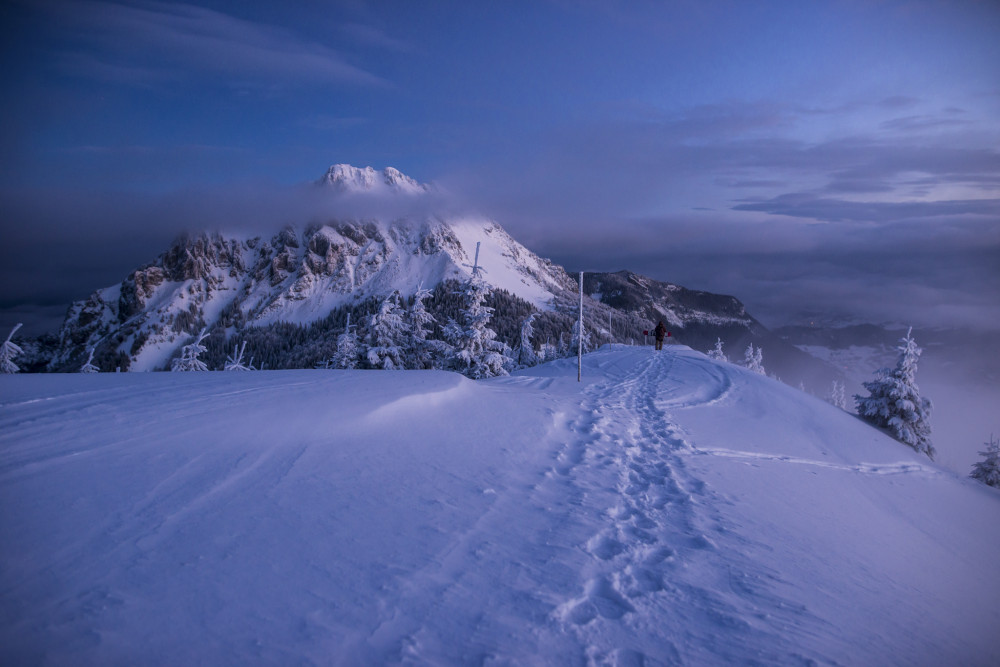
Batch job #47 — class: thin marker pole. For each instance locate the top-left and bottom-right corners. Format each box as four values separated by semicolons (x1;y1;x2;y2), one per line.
578;271;583;382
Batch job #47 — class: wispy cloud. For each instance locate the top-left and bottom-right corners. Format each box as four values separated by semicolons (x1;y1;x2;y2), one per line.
35;0;388;87
732;195;1000;223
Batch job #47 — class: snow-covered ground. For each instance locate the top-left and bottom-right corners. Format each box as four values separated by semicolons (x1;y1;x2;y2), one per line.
1;347;997;665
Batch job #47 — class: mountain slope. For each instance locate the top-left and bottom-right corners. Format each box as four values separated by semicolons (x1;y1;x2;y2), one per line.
2;347;996;664
48;165;576;371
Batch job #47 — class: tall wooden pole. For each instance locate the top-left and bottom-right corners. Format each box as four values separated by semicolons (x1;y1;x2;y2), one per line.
578;271;583;382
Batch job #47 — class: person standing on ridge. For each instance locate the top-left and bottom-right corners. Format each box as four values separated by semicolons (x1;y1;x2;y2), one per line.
654;320;667;351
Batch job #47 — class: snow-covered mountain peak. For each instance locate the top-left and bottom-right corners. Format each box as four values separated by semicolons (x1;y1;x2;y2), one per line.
317;164;428;195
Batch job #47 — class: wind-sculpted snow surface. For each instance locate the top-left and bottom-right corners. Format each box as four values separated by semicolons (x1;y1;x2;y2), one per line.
1;348;998;665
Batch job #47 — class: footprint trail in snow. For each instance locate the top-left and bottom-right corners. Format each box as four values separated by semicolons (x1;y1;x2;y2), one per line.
545;349;827;665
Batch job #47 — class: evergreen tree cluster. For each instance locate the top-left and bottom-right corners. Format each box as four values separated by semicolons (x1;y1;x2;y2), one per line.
743;343;766;375
155;279;628;377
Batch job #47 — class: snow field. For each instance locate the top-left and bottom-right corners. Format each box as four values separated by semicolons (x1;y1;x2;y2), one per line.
1;347;998;665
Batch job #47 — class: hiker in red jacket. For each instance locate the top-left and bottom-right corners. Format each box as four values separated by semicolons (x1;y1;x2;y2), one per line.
654;321;667;351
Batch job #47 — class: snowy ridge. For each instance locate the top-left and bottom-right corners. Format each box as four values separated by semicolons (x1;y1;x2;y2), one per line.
2;346;996;664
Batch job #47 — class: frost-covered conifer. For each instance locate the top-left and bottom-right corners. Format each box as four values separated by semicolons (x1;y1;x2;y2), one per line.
225;341;255;371
538;340;557;364
365;292;408;370
827;380;847;409
171;329;210;372
556;334;569;359
406;286;449;369
970;435;1000;488
743;343;765;375
79;348;99;373
331;312;360;370
570;319;593;355
855;328;935;459
443;275;510;379
707;338;727;362
1;323;23;374
515;313;538;368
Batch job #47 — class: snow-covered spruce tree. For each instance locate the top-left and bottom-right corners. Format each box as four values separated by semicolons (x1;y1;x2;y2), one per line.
515;313;538;368
332;313;361;369
1;323;23;374
171;329;210;371
555;333;569;359
365;291;408;370
224;341;255;371
570;318;593;355
443;275;511;379
406;285;450;369
970;435;1000;488
854;328;935;459
827;380;847;409
707;338;727;362
79;348;99;373
743;343;766;375
538;339;557;364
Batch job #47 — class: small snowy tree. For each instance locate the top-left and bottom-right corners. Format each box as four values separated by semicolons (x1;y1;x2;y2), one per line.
855;328;934;459
570;318;593;355
331;312;360;369
538;339;558;364
443;275;511;379
171;329;210;372
515;313;538;368
555;333;569;359
1;323;23;374
706;338;727;362
224;341;255;371
365;292;408;370
827;380;847;410
80;348;100;373
970;435;1000;488
743;343;765;375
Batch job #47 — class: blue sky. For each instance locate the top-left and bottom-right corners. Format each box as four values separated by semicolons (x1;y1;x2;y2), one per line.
1;0;998;332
